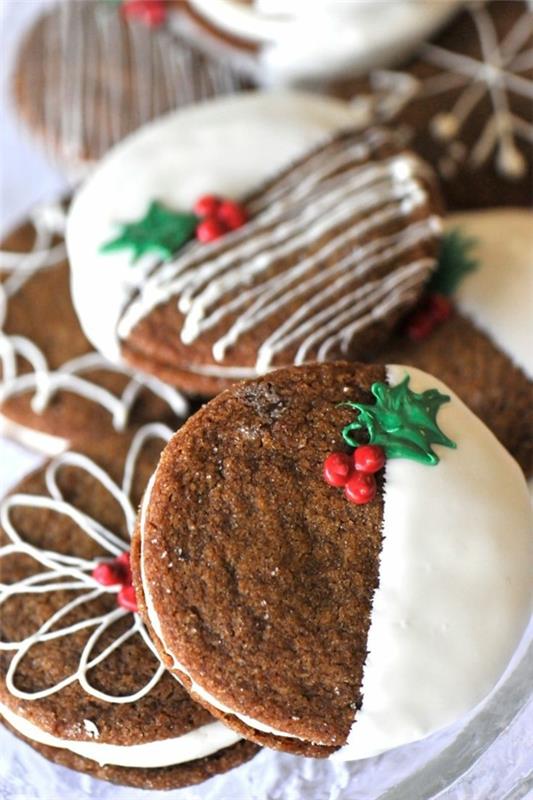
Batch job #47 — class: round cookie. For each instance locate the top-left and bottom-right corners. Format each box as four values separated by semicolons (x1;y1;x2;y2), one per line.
332;1;533;210
133;361;532;758
67;91;443;396
379;208;533;476
177;1;461;85
0;199;188;455
11;0;245;171
0;424;258;789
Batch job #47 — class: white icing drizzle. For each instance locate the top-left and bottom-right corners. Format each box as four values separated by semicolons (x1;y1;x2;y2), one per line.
23;1;244;167
90;123;441;376
186;0;462;85
0;423;172;704
368;4;533;179
446;209;533;380
0;201;188;436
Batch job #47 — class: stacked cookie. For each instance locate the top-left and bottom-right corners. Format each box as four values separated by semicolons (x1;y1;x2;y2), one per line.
2;1;532;794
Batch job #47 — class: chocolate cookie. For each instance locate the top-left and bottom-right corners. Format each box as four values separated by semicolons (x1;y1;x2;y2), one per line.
0;424;258;789
11;0;245;170
332;1;533;210
0;199;188;455
133;362;532;758
177;1;461;85
67;91;442;396
379;208;533;476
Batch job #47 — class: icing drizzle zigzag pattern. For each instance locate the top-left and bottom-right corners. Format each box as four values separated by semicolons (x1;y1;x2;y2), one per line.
0;201;188;428
119;129;441;375
0;423;172;704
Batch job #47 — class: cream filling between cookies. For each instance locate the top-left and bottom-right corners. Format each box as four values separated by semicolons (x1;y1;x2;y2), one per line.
0;415;68;457
0;702;242;769
446;209;533;380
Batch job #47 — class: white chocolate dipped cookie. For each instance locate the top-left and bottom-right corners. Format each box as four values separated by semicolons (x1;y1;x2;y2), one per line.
133;361;533;759
67;91;442;396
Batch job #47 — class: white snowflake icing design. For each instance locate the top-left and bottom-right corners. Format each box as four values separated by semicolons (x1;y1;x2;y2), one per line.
0;423;171;704
0;201;188;429
368;3;533;180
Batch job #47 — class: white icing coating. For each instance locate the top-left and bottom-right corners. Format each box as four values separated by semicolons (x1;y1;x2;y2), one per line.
334;365;533;760
23;1;243;167
0;703;241;769
187;0;461;85
67;91;368;363
0;424;172;704
0;200;188;446
446;209;533;380
68;93;440;375
368;5;533;179
140;366;533;757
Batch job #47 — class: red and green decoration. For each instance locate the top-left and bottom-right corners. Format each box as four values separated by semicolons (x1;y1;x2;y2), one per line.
324;375;456;504
116;0;167;28
405;229;478;341
92;551;138;612
101;195;248;262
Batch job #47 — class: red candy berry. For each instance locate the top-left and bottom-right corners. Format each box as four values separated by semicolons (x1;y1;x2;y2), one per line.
121;0;166;27
193;194;221;217
196;216;227;243
92;562;122;586
354;445;385;475
117;584;138;613
344;472;377;505
217;200;248;231
427;293;453;323
406;311;435;342
323;452;353;487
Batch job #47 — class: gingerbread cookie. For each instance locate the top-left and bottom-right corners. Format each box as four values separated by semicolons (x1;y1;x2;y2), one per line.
380;208;533;475
177;1;461;85
333;1;533;210
67;91;442;396
11;0;245;170
0;199;188;455
0;424;257;789
133;362;532;758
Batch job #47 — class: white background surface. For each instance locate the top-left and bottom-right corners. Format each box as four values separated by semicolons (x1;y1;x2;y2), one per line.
1;2;532;799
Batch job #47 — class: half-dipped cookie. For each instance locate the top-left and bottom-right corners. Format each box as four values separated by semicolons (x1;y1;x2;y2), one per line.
133;362;532;758
67;91;442;396
0;424;257;789
379;207;533;476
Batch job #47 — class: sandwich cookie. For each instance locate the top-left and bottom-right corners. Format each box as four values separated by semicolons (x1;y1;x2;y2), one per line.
0;199;188;455
0;424;257;789
381;208;533;476
11;0;245;171
133;361;532;758
335;1;533;210
67;91;442;396
179;0;461;86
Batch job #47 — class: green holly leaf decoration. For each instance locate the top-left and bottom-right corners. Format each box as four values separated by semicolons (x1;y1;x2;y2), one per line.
100;201;198;263
341;376;456;465
429;228;479;296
